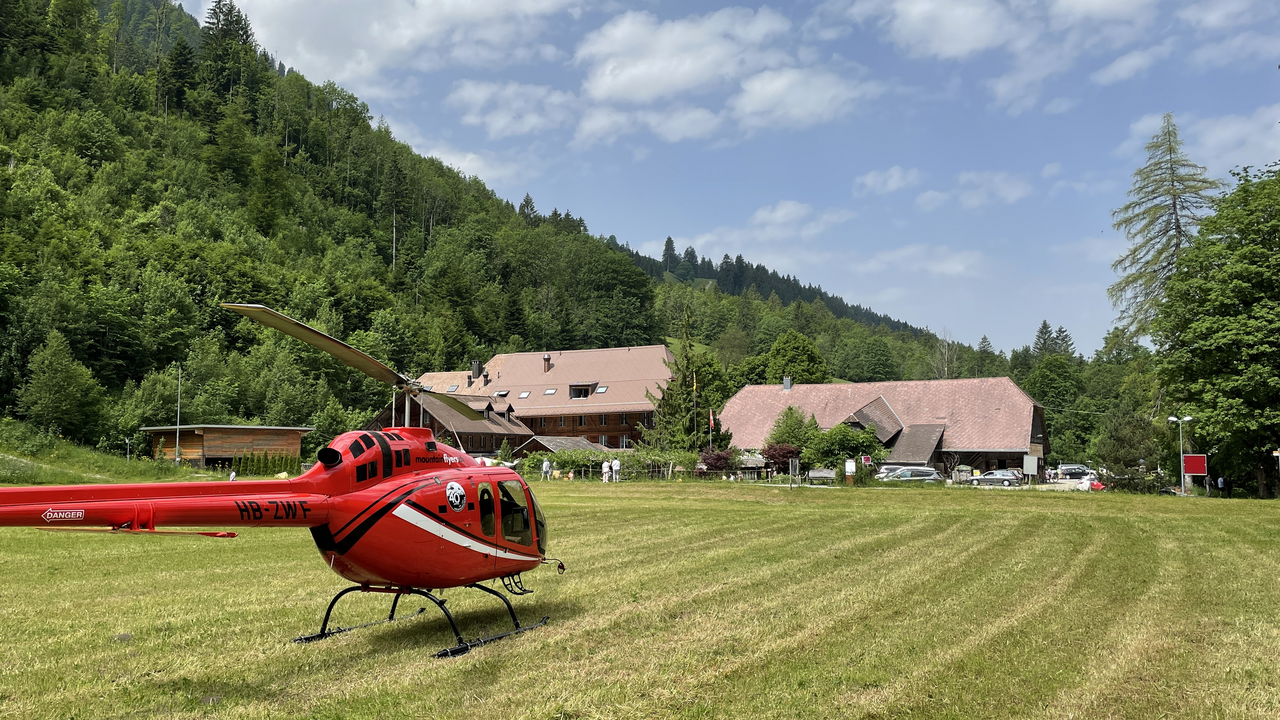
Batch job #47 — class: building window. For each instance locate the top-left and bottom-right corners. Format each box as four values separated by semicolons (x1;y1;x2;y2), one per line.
620;436;630;449
621;413;628;426
422;385;433;392
599;414;607;426
578;415;586;427
538;417;546;428
596;385;608;394
558;416;566;427
599;435;608;446
495;390;509;397
543;388;556;395
447;385;459;393
518;391;530;399
570;385;591;399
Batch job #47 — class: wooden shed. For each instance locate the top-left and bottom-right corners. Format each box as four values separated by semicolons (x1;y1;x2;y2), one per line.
140;425;312;468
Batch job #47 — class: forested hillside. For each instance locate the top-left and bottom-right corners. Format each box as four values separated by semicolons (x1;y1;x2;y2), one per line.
0;0;1076;465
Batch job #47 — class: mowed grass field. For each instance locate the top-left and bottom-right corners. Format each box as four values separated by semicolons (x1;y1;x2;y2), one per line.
1;483;1278;719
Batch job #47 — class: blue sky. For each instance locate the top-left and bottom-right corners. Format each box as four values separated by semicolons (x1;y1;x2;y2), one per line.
188;1;1279;353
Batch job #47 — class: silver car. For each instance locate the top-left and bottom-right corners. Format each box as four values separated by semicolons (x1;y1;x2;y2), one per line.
881;467;943;482
971;469;1021;487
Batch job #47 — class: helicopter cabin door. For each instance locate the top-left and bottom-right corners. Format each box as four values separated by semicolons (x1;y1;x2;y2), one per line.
495;479;537;574
471;480;499;572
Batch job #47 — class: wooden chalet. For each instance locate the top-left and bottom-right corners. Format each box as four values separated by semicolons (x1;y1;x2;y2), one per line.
140;425;312;468
409;346;673;449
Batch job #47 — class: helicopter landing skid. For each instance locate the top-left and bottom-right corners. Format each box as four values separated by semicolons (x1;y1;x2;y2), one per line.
293;583;548;658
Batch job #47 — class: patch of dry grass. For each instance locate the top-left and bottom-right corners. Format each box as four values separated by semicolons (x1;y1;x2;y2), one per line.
0;483;1277;718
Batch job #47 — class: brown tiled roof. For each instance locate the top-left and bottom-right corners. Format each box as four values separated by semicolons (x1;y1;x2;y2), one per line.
888;424;946;463
415;345;673;418
720;377;1040;452
516;436;609;454
849;396;903;443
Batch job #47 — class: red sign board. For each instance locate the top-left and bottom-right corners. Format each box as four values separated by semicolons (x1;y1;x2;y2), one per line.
1183;454;1207;475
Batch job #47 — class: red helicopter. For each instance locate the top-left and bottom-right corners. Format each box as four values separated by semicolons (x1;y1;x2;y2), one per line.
0;303;563;657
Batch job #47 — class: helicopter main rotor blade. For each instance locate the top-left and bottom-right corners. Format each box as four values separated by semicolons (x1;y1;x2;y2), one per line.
221;303;411;389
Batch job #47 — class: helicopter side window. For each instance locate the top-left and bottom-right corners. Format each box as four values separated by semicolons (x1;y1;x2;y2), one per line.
498;480;532;546
479;483;496;537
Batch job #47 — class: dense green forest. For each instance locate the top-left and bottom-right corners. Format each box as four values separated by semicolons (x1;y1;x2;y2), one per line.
2;1;1275;496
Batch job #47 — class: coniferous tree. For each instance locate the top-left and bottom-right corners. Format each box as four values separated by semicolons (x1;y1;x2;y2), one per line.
18;331;104;442
1031;320;1054;360
662;237;678;272
1110;113;1222;336
1052;326;1076;358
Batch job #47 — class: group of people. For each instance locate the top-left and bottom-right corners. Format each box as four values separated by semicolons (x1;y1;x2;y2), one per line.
601;457;621;482
538;457;622;482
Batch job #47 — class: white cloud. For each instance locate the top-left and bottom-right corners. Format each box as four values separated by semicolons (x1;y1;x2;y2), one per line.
956;171;1034;207
572;105;725;147
854;166;923;195
1042;162;1063;178
1052;236;1128;265
446;81;577;139
1189;31;1280;69
857;244;985;277
729;67;878;130
641;106;725;142
1090;39;1174;85
849;0;1020;60
1051;0;1158;23
425;142;534;186
666;200;856;273
1188;103;1280;174
1043;97;1078;114
915;189;949;211
237;0;577;90
1177;0;1273;30
573;106;636;147
575;8;792;104
828;0;1173;112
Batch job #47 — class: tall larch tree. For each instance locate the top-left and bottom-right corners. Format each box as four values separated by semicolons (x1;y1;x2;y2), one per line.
1110;113;1222;336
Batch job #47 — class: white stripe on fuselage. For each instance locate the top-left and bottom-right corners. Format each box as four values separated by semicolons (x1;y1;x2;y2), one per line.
391;504;540;562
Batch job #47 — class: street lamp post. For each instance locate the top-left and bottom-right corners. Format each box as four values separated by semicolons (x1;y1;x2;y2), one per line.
1168;415;1192;495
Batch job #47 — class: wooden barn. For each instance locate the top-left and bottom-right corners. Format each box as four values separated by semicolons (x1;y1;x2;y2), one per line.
140;425;312;468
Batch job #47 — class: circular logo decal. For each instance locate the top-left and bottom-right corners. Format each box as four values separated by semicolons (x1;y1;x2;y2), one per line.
445;481;467;512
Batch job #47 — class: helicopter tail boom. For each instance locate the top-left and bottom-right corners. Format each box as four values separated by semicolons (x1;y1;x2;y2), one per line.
0;480;330;530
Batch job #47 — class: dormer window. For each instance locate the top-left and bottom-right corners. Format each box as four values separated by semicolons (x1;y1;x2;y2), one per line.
570;382;597;399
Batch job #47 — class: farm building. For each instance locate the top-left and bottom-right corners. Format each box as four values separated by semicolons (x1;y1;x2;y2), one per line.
140;425;312;468
719;377;1047;474
378;345;673;451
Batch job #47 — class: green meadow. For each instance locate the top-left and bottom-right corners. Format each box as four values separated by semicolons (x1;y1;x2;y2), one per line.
1;482;1277;719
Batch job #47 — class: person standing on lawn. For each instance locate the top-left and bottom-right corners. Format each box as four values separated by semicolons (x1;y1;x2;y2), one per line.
542;458;551;481
601;459;610;483
611;457;621;482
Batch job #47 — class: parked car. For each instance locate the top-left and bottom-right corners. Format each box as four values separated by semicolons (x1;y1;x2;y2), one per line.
1057;464;1093;480
971;469;1021;487
880;467;943;482
874;464;909;479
